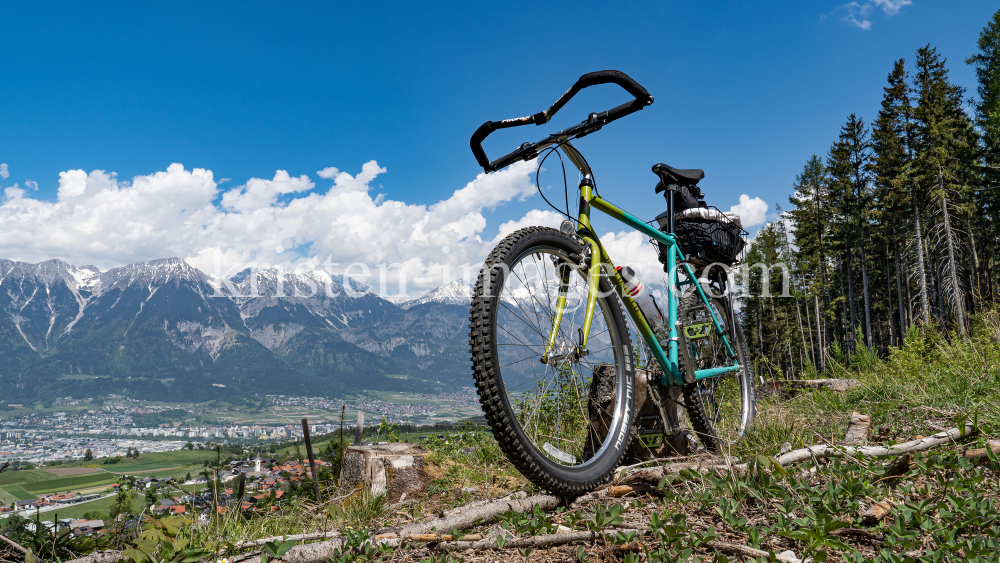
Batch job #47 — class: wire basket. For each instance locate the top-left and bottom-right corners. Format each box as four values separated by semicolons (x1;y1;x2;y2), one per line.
650;206;748;268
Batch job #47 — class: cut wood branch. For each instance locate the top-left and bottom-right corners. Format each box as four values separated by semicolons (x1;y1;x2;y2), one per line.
861;499;895;526
432;529;647;551
397;494;560;538
232;530;341;549
0;535;27;555
407;533;483;542
775;423;976;466
704;540;802;563
62;551;123;563
761;378;861;394
963;440;1000;464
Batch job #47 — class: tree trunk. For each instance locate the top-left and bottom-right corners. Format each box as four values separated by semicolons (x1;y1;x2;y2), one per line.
886;248;895;350
860;246;873;351
894;245;906;344
933;245;945;326
966;216;979;313
846;252;858;351
939;188;968;336
839;265;850;359
814;294;825;371
912;188;931;323
805;293;817;369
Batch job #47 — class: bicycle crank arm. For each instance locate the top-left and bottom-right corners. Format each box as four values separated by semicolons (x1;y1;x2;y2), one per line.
675;320;698;384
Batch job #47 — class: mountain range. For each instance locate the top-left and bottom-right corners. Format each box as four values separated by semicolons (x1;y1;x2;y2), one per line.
0;258;474;404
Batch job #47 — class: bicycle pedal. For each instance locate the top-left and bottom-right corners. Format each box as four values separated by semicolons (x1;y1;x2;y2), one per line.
683;322;712;341
637;415;665;448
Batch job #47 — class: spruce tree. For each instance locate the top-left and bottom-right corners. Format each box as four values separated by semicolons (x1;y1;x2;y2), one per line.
870;59;914;342
968;9;1000;303
911;45;978;336
787;155;832;369
827;114;874;351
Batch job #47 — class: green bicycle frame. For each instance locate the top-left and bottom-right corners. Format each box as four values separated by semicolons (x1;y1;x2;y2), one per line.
540;144;740;387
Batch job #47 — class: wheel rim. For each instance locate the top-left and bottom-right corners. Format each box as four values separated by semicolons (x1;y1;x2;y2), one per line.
491;245;628;469
680;296;752;444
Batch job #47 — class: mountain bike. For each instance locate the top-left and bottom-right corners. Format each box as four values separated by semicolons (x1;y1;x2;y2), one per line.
468;70;755;495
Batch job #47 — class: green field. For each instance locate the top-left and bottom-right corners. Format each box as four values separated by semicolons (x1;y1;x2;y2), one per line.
0;469;61;486
62;449;215;471
1;484;36;501
21;473;118;496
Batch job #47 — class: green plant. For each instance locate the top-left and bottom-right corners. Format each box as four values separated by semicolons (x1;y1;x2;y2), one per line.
260;539;295;563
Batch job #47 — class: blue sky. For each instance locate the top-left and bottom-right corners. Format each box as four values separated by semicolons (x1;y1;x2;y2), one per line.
1;1;997;293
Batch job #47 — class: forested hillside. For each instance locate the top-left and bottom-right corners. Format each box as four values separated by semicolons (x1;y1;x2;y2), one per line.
739;11;1000;378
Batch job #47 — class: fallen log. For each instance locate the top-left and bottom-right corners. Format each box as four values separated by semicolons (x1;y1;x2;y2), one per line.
432;529;647;551
963;440;1000;464
232;530;341;550
704;541;802;563
775;423;976;466
761;378;861;394
407;533;483;542
59;551;123;563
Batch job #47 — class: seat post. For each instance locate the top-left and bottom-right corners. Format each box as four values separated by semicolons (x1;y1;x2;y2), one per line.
666;186;676;234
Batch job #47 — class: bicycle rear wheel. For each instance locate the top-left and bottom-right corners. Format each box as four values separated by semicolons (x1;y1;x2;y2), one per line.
470;227;635;495
679;293;755;451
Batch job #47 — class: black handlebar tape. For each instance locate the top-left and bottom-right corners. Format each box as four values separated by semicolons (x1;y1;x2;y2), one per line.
470;116;537;171
489;145;534;172
534;69;652;125
594;97;653;124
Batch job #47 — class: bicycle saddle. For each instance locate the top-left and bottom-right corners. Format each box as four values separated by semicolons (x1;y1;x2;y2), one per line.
653;163;704;192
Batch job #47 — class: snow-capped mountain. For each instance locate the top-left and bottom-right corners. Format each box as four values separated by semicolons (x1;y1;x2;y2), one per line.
0;258;475;403
398;279;474;310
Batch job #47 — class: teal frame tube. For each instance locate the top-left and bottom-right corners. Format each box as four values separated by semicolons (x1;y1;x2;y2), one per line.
586;195;739;386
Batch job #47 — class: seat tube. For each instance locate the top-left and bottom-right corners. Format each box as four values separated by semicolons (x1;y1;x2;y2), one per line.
666;242;679;378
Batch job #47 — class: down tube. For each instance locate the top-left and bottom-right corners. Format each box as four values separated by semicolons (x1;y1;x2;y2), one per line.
584;238;682;386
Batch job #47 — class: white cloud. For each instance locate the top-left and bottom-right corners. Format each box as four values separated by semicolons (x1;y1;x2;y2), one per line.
0;163;8;180
841;0;911;30
24;180;38;191
872;0;911;15
729;195;768;227
0;159;546;295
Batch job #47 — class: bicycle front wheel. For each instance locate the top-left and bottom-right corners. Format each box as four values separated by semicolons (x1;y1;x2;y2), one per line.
470;227;635;495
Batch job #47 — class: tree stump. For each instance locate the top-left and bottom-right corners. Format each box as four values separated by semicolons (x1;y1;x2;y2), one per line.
584;365;688;464
339;443;430;502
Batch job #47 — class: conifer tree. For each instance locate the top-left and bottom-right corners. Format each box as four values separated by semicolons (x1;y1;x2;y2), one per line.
911;45;978;336
827;114;874;351
968;9;1000;302
870;59;914;342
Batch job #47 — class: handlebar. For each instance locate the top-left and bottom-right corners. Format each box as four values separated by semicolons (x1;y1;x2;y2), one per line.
470;70;654;173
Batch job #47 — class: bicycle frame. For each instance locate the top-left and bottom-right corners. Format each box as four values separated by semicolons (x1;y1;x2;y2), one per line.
539;141;740;387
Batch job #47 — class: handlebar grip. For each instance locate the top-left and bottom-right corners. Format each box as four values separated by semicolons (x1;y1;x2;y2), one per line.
489;143;536;172
576;70;650;102
470;116;537;172
534;69;653;125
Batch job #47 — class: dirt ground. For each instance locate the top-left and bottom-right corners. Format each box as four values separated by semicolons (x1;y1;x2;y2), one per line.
41;467;101;476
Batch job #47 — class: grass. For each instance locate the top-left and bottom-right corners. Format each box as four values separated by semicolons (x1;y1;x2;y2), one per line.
62;449;215;470
7;312;1000;561
0;469;62;486
21;473;118;495
1;484;36;501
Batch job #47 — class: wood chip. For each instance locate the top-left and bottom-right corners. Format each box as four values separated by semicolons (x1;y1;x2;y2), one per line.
861;498;895;526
